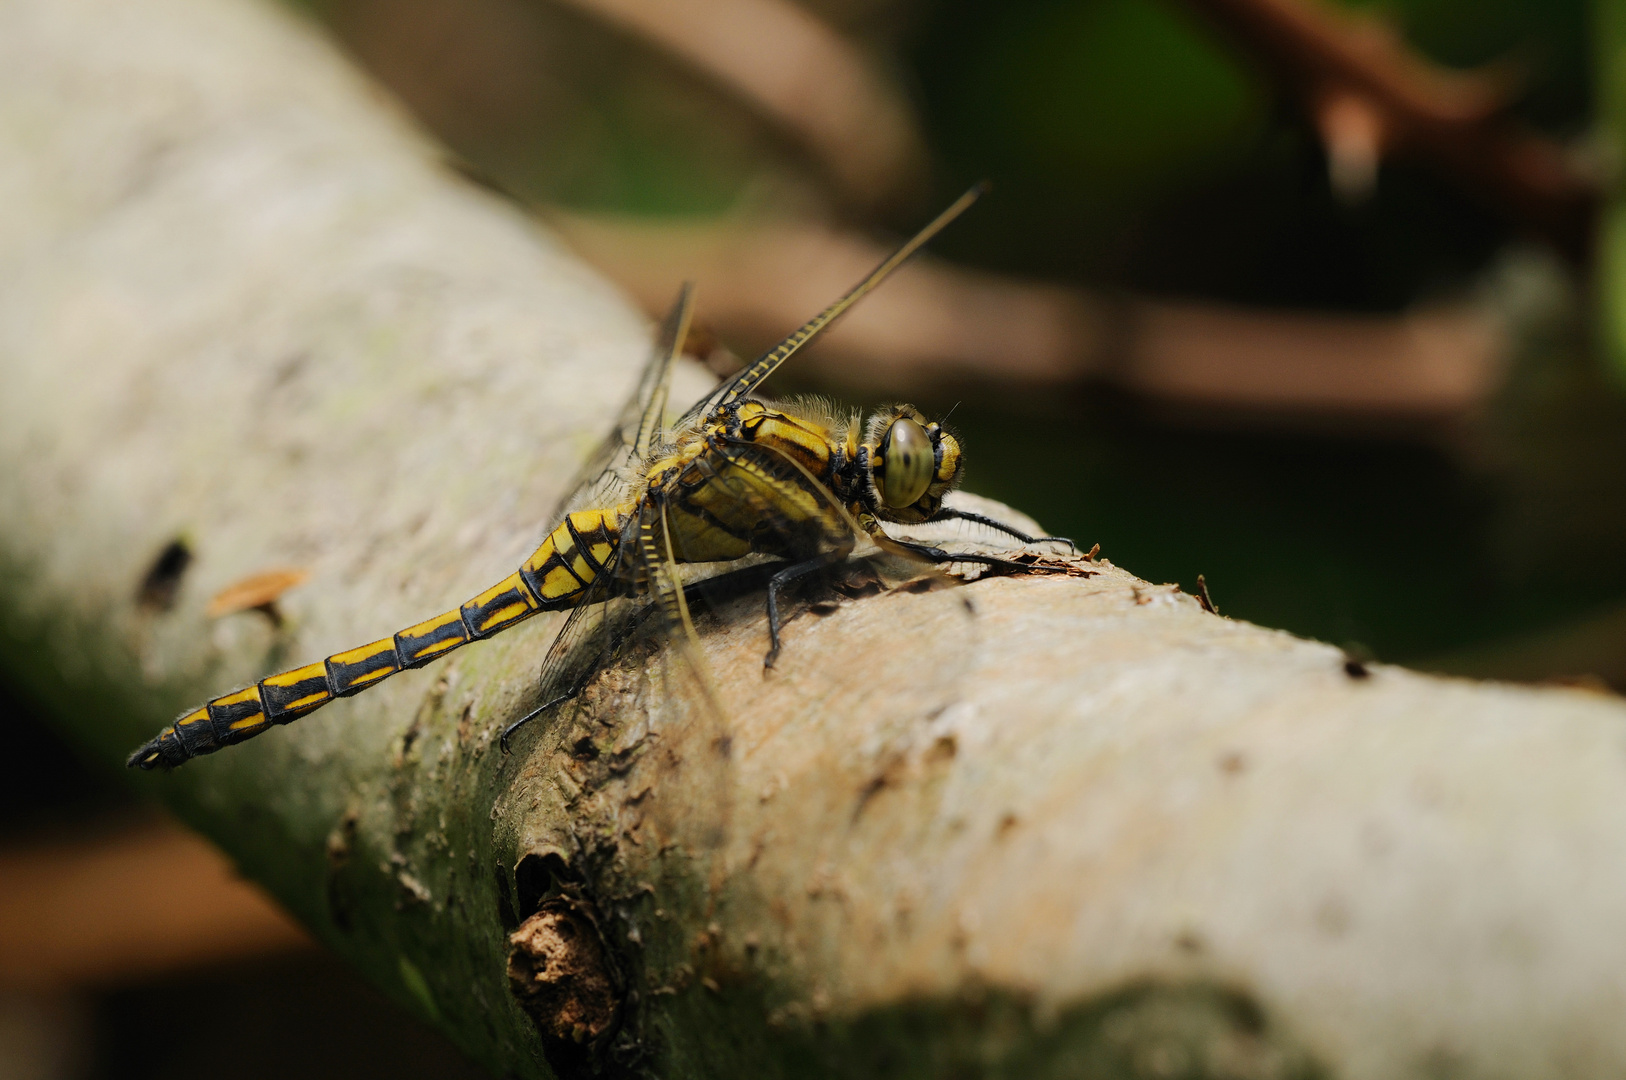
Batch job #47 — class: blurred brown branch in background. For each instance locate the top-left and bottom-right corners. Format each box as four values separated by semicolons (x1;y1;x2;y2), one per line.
0;818;309;990
317;0;1532;423
1176;0;1598;257
555;210;1506;421
532;0;1515;422
553;0;929;212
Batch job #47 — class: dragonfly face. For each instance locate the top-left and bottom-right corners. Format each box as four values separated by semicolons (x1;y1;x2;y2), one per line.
129;183;1068;770
854;405;963;525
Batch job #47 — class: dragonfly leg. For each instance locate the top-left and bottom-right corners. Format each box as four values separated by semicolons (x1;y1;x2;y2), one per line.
503;557;767;754
875;534;1031;574
924;508;1075;551
501;601;658;753
500;694;570;754
765;546;852;669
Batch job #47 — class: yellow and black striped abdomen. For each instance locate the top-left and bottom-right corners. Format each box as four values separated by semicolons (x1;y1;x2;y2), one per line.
128;509;625;770
520;509;622;607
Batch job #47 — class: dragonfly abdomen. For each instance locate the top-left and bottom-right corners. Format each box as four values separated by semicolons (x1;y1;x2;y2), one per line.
128;509;627;770
519;509;622;607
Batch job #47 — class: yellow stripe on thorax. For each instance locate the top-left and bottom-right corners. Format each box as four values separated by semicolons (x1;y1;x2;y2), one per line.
747;412;835;474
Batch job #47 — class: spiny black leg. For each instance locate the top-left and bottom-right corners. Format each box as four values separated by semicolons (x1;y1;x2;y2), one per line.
765;550;849;669
682;559;780;609
501;694;570;753
925;508;1075;551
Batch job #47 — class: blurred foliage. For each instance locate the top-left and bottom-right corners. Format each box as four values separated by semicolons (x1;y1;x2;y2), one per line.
298;0;779;215
912;0;1587;305
293;0;1591;310
1368;0;1591;125
1598;0;1626;387
928;0;1265;207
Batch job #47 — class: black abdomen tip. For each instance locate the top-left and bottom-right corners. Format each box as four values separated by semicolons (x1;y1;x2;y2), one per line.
126;730;183;770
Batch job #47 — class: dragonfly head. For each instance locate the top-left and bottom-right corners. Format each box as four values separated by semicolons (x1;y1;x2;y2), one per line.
862;405;964;524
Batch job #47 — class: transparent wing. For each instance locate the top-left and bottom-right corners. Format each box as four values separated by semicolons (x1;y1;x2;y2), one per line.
644;498;732;849
676;185;985;429
640;500;725;718
503;498;733;841
630;285;694;460
552;283;696;520
501;540;639;751
503;489;727;753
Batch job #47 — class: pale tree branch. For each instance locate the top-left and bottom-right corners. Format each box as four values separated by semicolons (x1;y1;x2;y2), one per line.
4;0;1626;1077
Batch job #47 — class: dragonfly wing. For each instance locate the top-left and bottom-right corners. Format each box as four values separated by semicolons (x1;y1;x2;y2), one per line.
636;499;721;706
633;284;694;459
676;185;985;428
645;498;732;847
551;283;696;520
502;538;635;750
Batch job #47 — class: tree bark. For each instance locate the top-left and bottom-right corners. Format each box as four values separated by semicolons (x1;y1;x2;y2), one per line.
5;0;1626;1077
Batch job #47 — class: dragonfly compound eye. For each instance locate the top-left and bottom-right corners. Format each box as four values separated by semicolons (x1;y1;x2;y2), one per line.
880;417;933;508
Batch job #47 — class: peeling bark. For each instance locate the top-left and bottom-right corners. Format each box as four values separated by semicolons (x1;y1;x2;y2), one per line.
5;0;1626;1078
508;900;621;1046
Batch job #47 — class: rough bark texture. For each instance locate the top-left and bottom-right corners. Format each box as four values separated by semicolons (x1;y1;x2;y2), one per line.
5;0;1626;1077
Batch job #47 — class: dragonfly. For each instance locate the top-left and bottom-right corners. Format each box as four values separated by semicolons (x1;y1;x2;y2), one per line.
128;184;1069;771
